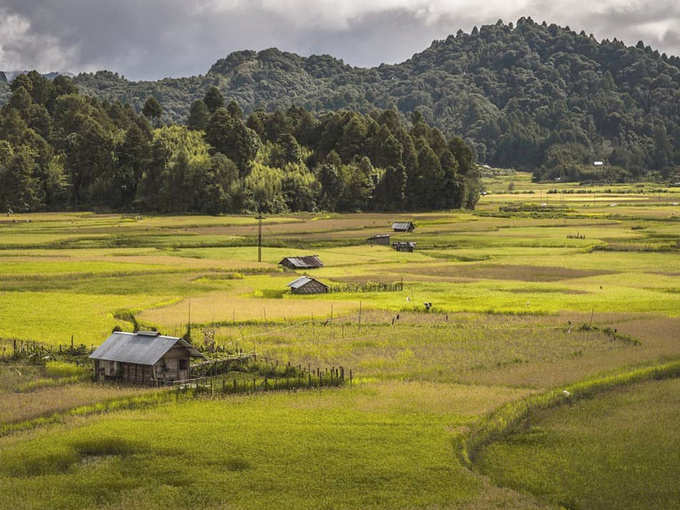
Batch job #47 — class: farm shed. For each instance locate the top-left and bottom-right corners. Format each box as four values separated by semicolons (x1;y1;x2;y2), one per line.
392;221;415;232
393;241;416;252
279;255;324;270
367;234;390;245
287;276;329;294
89;331;205;384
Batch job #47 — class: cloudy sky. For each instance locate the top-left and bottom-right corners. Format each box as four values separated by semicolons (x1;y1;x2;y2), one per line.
0;0;678;81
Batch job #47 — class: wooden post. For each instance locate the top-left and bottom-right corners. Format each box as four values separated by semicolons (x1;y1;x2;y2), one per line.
257;214;263;263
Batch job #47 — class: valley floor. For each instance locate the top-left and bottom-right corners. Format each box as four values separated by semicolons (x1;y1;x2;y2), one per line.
1;174;679;508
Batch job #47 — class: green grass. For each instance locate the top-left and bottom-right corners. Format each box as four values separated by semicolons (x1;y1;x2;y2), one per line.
476;377;680;509
0;382;534;510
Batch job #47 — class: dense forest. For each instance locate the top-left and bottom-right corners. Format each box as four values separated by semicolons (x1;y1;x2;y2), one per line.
2;18;676;182
0;71;478;213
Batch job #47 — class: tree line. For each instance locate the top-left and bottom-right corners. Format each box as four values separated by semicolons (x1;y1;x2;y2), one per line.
0;72;479;213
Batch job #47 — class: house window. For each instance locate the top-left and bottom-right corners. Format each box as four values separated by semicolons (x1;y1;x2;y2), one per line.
179;359;188;370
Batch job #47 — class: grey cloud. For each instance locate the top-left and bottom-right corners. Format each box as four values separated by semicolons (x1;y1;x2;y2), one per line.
0;1;678;80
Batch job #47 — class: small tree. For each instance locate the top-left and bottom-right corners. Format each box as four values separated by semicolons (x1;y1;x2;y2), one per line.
204;86;224;113
142;97;162;125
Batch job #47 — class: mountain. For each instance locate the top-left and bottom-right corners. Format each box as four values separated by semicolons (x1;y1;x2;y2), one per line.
5;18;680;178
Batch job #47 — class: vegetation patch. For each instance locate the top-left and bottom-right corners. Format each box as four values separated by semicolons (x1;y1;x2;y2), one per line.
401;264;613;282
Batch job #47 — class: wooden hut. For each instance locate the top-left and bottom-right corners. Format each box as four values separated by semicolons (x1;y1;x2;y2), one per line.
392;241;416;252
279;255;324;270
367;234;390;246
392;221;415;232
287;276;329;294
89;331;205;384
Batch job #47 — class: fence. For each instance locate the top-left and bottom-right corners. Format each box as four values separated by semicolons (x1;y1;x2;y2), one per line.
0;338;93;363
328;281;404;294
167;365;351;395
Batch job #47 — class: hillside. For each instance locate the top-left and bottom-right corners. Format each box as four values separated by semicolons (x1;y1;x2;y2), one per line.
51;18;679;180
2;18;679;179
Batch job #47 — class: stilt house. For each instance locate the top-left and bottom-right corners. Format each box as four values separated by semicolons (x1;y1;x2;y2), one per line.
89;331;205;384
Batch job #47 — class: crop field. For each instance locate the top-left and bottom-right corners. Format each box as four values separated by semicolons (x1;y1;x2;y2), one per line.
1;172;679;509
476;377;680;509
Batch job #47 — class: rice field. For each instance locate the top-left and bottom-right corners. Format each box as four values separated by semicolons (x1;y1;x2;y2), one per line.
476;377;680;509
1;173;679;509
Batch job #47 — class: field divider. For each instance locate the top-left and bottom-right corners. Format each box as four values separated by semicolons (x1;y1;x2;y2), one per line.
454;358;680;468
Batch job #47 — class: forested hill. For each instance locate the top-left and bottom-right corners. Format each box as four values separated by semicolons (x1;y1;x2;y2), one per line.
2;17;680;180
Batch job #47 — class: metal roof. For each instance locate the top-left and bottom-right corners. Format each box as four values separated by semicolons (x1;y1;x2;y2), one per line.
89;332;205;366
392;222;415;231
287;276;326;290
279;255;324;269
287;276;313;289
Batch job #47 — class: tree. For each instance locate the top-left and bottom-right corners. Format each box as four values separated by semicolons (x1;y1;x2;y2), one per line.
142;97;162;123
113;123;152;207
187;99;210;131
277;133;303;165
0;146;41;212
226;100;243;120
204;86;224;113
205;108;260;171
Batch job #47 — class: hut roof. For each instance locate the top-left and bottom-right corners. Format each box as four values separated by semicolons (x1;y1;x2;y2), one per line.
392;221;415;231
287;276;327;290
89;331;205;366
279;255;324;269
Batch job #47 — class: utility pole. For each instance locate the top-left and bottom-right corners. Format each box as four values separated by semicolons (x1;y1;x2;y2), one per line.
186;298;192;342
257;214;263;263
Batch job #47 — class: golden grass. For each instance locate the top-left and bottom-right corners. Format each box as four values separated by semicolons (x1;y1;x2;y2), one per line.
0;383;155;424
138;292;360;327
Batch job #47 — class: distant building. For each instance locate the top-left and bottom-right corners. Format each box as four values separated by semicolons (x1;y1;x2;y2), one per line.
593;161;605;167
278;255;324;270
367;234;390;246
392;221;415;232
89;331;205;385
392;241;416;252
287;276;329;294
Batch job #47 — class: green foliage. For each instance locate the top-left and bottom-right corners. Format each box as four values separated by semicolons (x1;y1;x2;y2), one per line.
203;86;224;113
186;99;209;131
0;72;478;213
142;96;162;120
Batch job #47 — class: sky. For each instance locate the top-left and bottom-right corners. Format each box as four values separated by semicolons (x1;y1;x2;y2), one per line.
0;0;678;81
